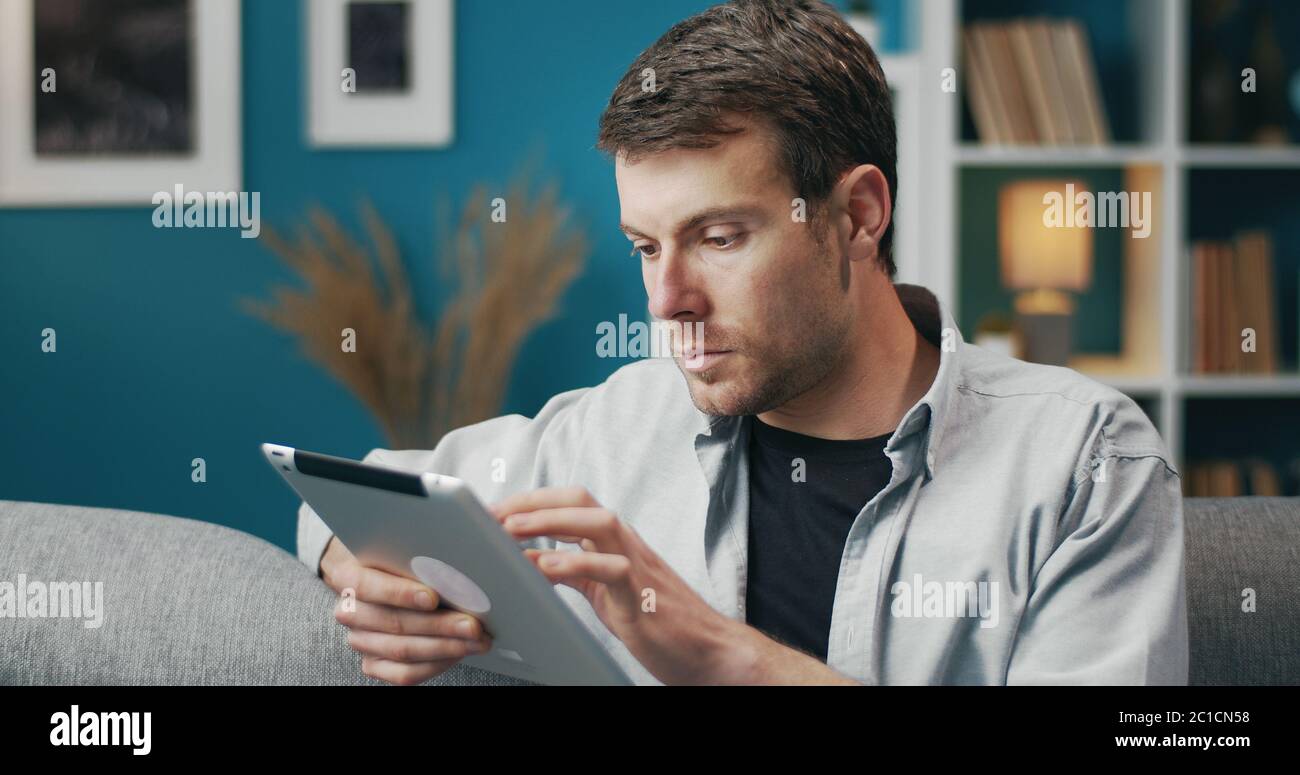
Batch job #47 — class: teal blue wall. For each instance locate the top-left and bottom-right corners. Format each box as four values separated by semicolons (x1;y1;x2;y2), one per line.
0;0;910;553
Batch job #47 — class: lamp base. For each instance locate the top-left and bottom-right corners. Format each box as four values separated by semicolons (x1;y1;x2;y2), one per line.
1015;311;1073;366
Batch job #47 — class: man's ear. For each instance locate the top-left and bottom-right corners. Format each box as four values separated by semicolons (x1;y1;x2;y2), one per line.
836;164;891;264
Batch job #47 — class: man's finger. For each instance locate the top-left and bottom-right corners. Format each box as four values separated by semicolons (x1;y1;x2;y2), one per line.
361;656;461;686
489;486;597;520
352;566;441;611
529;550;632;586
501;507;624;551
335;599;486;639
348;630;493;663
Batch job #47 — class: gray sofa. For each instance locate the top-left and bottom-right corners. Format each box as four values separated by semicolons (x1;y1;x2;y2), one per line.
1;497;1296;685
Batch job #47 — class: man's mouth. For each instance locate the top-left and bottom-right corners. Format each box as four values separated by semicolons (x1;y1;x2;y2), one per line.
680;349;733;372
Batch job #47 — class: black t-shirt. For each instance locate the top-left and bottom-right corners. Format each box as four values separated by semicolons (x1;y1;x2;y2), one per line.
744;415;894;663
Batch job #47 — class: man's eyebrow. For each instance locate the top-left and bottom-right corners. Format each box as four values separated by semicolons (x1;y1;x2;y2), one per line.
619;205;766;240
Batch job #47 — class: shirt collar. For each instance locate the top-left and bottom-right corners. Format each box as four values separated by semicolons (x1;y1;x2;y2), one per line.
888;283;960;481
691;283;961;482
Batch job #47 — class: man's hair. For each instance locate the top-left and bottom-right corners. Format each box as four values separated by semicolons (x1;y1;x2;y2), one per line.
596;0;898;277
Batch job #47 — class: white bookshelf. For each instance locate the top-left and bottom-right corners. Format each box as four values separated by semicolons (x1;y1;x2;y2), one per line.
878;53;923;287
907;0;1300;476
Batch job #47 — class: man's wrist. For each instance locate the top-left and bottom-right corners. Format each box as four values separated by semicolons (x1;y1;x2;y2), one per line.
318;536;338;583
702;618;862;685
699;617;768;685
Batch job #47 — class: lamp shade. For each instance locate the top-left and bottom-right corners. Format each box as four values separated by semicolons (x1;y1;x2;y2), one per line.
998;179;1094;292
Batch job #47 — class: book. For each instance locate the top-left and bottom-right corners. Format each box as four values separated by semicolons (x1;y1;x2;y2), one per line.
1061;19;1111;144
1219;242;1242;372
1186;461;1242;496
1007;21;1060;143
962;27;1005;144
962;18;1112;145
1212;460;1243;496
1247;459;1282;496
984;25;1039;143
1235;231;1280;373
1189;460;1283;496
1191;243;1210;374
1204;243;1223;373
1050;22;1090;143
1027;19;1075;144
1189;233;1281;373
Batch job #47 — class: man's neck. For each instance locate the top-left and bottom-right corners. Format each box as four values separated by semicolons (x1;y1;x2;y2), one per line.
756;287;941;441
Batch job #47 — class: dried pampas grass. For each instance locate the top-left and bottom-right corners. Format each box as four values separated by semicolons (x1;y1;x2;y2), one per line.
242;174;587;449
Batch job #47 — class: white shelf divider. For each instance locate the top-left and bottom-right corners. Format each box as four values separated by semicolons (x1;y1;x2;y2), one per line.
1182;147;1300;168
956;145;1167;167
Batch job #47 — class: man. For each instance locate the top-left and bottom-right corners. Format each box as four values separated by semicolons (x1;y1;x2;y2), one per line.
298;0;1188;686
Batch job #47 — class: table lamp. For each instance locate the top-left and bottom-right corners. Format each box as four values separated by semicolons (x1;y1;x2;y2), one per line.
998;179;1094;365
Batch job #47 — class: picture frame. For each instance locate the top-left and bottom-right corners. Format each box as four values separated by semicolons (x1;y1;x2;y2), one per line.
306;0;455;148
0;0;241;206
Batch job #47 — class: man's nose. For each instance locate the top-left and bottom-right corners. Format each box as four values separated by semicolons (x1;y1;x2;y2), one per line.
646;247;707;321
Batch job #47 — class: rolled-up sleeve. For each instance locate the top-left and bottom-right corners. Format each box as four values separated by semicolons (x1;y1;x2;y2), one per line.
1005;452;1189;685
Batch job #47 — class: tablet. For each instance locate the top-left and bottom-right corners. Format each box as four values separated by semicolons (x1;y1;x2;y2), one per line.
262;443;632;686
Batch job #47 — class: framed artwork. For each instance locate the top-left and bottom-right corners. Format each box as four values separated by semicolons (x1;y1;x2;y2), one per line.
0;0;241;206
307;0;454;147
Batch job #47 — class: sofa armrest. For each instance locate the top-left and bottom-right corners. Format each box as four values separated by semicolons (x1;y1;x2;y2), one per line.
0;500;533;686
1183;497;1300;686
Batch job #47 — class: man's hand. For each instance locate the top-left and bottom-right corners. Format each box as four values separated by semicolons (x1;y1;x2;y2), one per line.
490;487;859;685
320;536;494;685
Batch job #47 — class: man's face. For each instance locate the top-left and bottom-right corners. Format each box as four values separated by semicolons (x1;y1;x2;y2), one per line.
615;122;855;417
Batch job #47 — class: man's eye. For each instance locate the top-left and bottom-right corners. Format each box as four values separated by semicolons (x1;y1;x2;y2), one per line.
631;243;658;259
705;233;742;249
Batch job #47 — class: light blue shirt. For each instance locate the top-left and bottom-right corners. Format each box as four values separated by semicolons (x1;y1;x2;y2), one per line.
298;284;1189;685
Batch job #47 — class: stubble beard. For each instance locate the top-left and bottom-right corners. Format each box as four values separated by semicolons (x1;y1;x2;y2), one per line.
677;302;851;418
